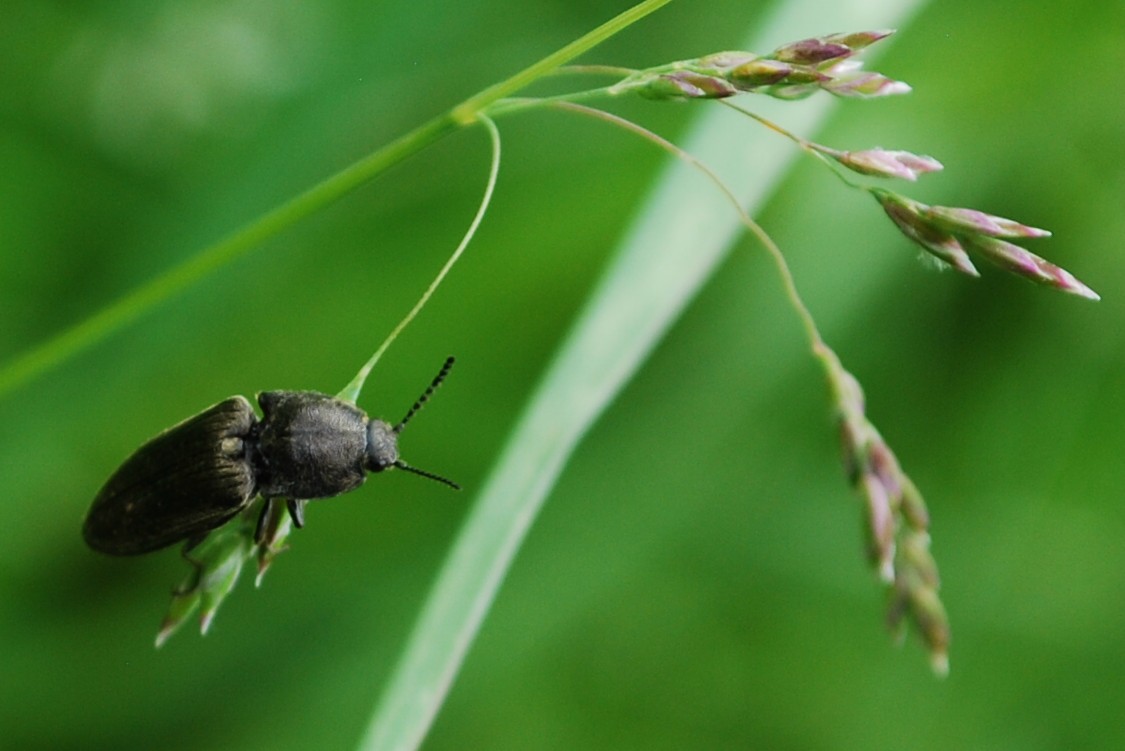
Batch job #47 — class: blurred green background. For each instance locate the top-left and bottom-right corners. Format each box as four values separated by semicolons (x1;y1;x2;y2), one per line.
2;1;1123;749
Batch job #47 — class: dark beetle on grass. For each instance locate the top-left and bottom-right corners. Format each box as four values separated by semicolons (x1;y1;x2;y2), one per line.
83;357;459;556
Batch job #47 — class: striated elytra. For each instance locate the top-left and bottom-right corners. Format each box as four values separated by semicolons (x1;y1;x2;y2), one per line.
83;357;459;555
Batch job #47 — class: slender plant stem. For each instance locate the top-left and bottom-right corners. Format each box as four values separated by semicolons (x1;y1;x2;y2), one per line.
484;87;619;118
0;0;675;401
721;100;866;188
339;114;502;404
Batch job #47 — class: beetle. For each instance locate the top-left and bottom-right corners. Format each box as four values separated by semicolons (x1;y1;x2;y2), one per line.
83;357;459;555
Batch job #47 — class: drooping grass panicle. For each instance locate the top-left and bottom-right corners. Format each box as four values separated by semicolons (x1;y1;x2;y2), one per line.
554;100;949;672
541;25;1093;674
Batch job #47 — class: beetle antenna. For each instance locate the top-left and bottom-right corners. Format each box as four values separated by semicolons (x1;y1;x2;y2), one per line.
393;460;461;490
394;356;455;433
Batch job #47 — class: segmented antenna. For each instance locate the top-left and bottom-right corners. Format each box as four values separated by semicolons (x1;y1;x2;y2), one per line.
393;460;461;490
394;356;455;433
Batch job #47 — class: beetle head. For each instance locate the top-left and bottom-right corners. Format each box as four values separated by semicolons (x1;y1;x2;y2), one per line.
365;420;400;472
362;356;460;490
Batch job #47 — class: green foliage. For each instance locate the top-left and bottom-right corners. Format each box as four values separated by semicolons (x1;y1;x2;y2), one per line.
1;0;1122;750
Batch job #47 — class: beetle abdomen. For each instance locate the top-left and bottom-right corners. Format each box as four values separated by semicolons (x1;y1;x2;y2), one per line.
83;396;258;555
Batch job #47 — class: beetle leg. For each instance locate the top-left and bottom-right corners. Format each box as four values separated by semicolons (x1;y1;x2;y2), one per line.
287;498;307;528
